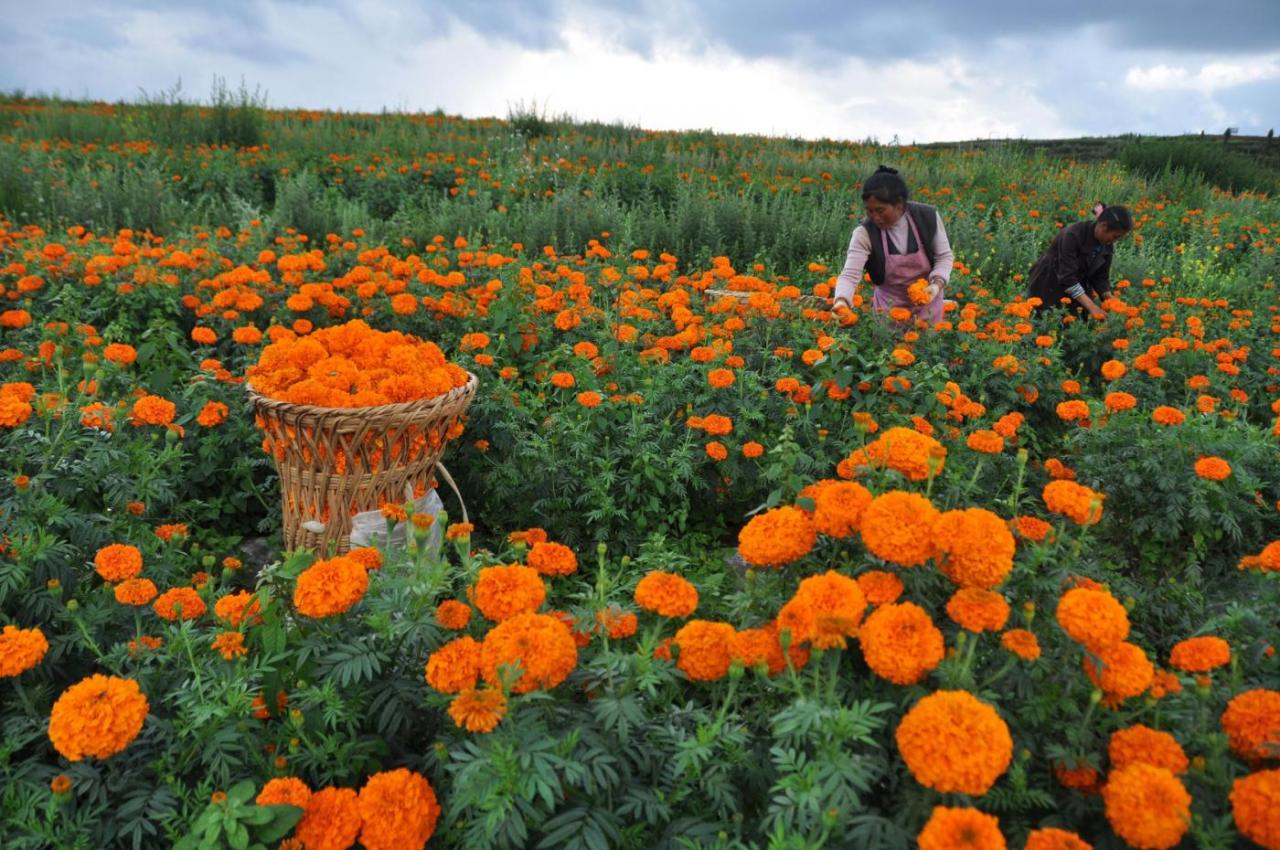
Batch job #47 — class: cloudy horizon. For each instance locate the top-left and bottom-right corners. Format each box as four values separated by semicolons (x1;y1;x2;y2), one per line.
2;0;1277;143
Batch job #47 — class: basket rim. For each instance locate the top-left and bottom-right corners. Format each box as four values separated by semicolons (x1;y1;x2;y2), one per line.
246;371;478;417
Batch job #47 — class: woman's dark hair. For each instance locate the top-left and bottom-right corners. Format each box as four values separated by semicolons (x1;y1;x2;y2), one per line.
1096;204;1133;232
861;165;909;204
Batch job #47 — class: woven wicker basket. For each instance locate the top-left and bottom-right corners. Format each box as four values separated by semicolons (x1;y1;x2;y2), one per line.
248;373;477;555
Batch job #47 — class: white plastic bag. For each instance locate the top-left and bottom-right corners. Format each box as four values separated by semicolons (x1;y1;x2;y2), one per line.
349;489;444;558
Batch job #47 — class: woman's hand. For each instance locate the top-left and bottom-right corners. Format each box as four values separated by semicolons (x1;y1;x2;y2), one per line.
925;276;944;300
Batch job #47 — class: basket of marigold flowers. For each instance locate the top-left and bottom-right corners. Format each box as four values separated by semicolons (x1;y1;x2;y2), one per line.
246;319;476;554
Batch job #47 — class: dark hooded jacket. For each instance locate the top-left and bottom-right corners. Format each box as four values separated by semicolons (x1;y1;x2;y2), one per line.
1025;220;1113;311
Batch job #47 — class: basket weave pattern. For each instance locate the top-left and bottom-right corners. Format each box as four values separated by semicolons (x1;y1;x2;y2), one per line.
249;373;477;554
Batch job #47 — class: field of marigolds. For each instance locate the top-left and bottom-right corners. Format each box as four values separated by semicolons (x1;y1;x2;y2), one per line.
0;94;1278;850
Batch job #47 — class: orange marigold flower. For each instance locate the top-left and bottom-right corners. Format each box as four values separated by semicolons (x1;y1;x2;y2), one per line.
48;674;148;761
445;522;473;540
1169;635;1230;672
596;606;639;639
776;570;867;650
1221;689;1280;763
798;479;873;539
129;394;176;427
346;547;382;570
1105;391;1137;412
196;400;229;427
859;601;944;685
575;390;602;408
153;586;207;621
1151;405;1186;426
550;371;575;389
1055;760;1101;795
191;326;217;345
508;527;549;546
473;564;546;621
634;571;699;618
992;412;1024;438
1024;827;1093;850
293;556;369;618
1056;400;1091;422
102;343;138;365
447;687;508;733
381;502;408;522
945;588;1010;632
844;426;946;481
699;413;733;436
93;543;143;582
708;368;735;389
933;507;1015;589
704;440;728;461
1056;587;1129;651
1102;764;1191;850
1044;458;1076;480
731;622;810;676
425;635;481;694
1083;641;1155;700
257;776;312;808
113;578;158;606
1149;668;1183;700
435;599;472;630
742;441;764;458
212;630;248;661
1101;360;1127;381
480;612;578;693
357;768;440;850
856;570;904;606
1043;480;1104;525
295;786;362;850
897;690;1013;795
673;619;737;681
737;505;816;567
50;774;72;795
213;590;263;627
0;624;49;677
154;523;188;542
1230;769;1280;850
967;429;1005;454
0;391;34;428
1000;628;1041;661
860;490;940;567
1011;515;1054;543
917;806;1006;850
1193;456;1232;481
526;541;577;576
232;326;263;345
1109;724;1189;775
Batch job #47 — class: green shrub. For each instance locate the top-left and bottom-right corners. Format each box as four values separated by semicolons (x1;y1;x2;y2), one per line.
1118;137;1279;194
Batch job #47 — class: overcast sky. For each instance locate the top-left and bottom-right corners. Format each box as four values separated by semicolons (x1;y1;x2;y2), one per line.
2;1;1278;143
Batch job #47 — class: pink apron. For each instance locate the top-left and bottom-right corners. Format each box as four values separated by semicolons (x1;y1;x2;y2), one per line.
870;213;943;324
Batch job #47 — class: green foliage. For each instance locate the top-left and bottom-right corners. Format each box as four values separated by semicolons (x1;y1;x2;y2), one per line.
1;96;1279;850
1118;137;1280;194
173;781;302;850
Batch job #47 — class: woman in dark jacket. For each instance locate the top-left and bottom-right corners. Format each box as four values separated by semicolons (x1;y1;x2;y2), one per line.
1026;204;1132;319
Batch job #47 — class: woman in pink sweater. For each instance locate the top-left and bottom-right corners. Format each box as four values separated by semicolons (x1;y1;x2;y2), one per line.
831;166;953;324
